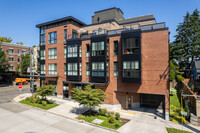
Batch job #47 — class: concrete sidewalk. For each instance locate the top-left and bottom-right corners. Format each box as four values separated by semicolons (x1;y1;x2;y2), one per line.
14;93;200;133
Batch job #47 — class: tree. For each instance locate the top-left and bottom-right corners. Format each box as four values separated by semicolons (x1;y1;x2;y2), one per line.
0;37;12;43
170;60;184;82
36;85;55;100
71;84;106;114
16;42;24;45
171;9;200;77
0;49;8;73
20;54;30;74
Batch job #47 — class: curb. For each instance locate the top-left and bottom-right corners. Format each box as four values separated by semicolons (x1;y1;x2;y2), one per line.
13;97;118;133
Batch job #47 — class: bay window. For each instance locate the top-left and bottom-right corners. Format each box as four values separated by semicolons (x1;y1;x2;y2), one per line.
67;44;77;57
67;63;77;76
92;41;104;56
123;61;139;78
92;62;104;76
122;38;139;54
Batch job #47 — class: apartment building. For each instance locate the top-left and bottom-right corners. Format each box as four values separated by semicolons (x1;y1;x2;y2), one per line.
0;42;29;73
36;7;169;119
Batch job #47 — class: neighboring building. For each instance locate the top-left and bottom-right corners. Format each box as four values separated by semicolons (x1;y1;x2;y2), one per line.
36;7;169;119
0;42;30;78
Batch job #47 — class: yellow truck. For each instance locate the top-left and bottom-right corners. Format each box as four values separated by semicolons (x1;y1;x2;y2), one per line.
15;78;28;85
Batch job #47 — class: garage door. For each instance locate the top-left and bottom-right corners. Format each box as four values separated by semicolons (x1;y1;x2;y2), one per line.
141;94;165;109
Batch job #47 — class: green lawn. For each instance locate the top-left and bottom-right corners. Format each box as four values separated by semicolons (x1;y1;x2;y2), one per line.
78;115;125;130
20;99;59;110
167;128;191;133
170;92;181;108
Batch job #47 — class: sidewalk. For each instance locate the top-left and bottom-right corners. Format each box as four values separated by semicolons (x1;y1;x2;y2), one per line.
14;93;200;133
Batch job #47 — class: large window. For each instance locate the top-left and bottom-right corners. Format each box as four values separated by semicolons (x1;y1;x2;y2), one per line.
9;65;14;71
67;63;78;76
49;64;57;75
18;50;20;53
48;31;57;44
9;57;14;62
8;49;14;54
92;62;104;76
114;41;118;56
64;47;67;58
86;63;90;76
92;41;104;56
40;50;45;60
64;29;67;42
22;50;26;53
122;38;139;54
67;44;77;58
123;61;139;78
40;27;45;45
40;64;45;74
86;44;90;57
48;48;57;59
114;62;118;77
80;63;82;75
64;63;67;75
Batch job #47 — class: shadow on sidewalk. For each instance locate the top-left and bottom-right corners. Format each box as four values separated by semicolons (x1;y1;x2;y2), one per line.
70;106;89;115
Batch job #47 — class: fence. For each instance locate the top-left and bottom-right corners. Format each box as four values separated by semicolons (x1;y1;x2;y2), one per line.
181;81;200;117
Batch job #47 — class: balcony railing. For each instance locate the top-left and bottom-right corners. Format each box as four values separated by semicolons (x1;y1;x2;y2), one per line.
68;34;79;39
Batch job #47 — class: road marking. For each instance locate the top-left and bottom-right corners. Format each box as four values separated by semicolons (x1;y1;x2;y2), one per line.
115;110;136;115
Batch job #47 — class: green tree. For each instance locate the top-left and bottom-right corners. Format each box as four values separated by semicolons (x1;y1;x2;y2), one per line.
0;49;8;73
16;42;24;45
170;60;184;82
0;37;12;43
20;54;30;74
172;9;200;70
36;85;55;100
71;84;106;114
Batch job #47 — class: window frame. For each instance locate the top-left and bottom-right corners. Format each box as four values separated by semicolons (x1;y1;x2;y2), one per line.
92;62;104;77
114;62;118;77
92;41;105;56
67;44;78;58
40;64;45;74
40;50;45;60
114;41;118;56
48;31;57;44
48;64;57;75
123;61;140;78
48;48;57;59
67;63;78;76
122;38;139;55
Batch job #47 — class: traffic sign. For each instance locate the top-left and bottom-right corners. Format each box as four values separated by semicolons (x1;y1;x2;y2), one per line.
18;84;22;89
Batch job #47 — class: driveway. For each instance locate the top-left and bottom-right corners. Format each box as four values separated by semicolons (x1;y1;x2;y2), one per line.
118;114;167;133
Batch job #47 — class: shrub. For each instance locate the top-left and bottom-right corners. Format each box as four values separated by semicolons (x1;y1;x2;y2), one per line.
48;99;54;104
184;101;190;120
109;115;115;124
35;97;42;104
114;123;120;128
29;96;36;103
115;113;120;120
25;97;30;101
98;108;107;116
42;101;47;106
107;111;115;117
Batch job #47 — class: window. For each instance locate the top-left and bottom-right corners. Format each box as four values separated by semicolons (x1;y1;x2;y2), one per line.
86;63;90;76
41;64;45;74
114;41;118;56
92;41;104;56
9;57;14;62
18;50;20;53
64;47;67;58
80;63;82;75
98;28;102;35
8;49;14;54
79;46;82;57
86;44;90;57
48;31;57;44
122;38;139;54
40;50;45;60
64;63;67;75
67;63;77;76
123;61;139;78
64;29;67;42
9;65;14;71
92;62;104;76
48;48;57;59
49;64;57;75
49;80;57;85
114;62;118;77
22;50;26;53
40;27;45;45
67;44;77;58
18;58;20;63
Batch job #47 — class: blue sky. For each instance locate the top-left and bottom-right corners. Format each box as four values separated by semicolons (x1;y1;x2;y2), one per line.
0;0;200;47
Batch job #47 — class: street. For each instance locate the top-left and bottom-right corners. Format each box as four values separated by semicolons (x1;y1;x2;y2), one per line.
0;84;111;133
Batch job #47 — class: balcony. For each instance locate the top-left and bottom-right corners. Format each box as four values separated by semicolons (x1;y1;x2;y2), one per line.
68;34;79;39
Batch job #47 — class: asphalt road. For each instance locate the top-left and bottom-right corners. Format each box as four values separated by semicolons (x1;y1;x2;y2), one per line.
0;83;111;133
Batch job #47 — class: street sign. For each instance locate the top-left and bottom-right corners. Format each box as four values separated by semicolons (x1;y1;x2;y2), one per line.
181;111;188;116
18;84;22;89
